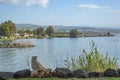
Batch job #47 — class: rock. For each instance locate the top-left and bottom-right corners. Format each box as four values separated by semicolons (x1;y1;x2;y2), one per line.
33;69;45;78
104;69;119;77
31;56;47;78
73;69;88;78
13;69;31;78
89;72;104;78
31;69;52;78
44;69;52;77
52;68;73;78
0;72;14;79
0;76;6;80
117;68;120;76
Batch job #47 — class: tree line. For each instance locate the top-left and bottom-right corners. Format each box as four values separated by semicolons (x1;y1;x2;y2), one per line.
0;20;80;39
34;26;54;38
17;26;79;38
34;26;79;38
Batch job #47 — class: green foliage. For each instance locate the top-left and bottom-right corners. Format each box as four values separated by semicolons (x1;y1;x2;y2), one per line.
35;27;45;36
46;26;54;37
0;25;5;37
0;37;14;41
107;32;111;36
25;29;33;34
65;41;117;72
0;20;16;38
70;29;79;38
17;29;24;35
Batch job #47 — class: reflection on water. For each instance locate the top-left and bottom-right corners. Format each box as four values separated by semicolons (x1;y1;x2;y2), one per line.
0;48;16;71
0;35;120;72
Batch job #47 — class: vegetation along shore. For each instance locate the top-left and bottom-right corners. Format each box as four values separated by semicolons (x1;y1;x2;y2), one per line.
0;20;114;42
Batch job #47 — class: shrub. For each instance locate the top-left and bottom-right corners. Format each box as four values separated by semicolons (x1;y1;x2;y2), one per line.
65;41;118;72
70;29;79;38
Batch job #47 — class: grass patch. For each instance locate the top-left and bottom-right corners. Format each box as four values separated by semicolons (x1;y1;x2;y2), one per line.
0;38;14;42
7;77;120;80
0;37;16;42
55;33;70;37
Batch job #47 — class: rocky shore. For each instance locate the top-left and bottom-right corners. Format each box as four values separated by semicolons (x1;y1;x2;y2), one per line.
0;68;120;80
0;43;35;48
0;56;118;80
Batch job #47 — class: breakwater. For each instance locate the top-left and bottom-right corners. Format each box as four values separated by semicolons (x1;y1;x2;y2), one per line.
0;43;35;48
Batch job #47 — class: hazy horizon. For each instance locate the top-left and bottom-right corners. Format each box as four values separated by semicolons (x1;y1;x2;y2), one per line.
16;23;120;28
0;0;120;28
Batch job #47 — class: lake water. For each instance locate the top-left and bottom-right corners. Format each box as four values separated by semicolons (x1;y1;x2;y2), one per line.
0;35;120;72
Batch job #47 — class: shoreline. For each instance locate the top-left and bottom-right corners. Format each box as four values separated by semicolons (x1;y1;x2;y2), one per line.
0;32;114;41
0;68;120;79
0;33;114;48
0;43;35;48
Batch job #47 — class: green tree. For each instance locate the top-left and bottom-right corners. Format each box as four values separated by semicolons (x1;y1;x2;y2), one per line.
46;26;54;37
107;32;111;36
0;20;16;38
17;29;24;35
0;25;5;36
36;27;45;36
70;29;79;38
25;29;33;34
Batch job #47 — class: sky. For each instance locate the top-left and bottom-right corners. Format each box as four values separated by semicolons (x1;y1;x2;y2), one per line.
0;0;120;27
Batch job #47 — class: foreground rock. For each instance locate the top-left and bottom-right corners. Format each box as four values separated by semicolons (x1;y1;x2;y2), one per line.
89;72;104;78
31;69;52;78
0;76;6;80
13;69;31;78
0;72;14;79
117;69;120;76
104;69;119;77
31;56;52;78
52;68;73;78
44;69;52;77
73;69;88;78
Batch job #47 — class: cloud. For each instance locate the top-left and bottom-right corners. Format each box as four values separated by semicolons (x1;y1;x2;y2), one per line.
75;4;109;9
103;10;120;14
0;0;19;4
0;0;49;8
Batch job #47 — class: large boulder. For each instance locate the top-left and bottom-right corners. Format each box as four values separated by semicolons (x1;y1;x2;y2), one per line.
73;69;88;78
89;72;104;78
13;69;31;78
52;68;73;78
117;68;120;76
0;72;14;79
44;69;52;77
31;69;52;78
0;76;6;80
104;69;119;77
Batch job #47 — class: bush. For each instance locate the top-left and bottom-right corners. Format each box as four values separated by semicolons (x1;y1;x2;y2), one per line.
65;41;118;72
70;29;79;38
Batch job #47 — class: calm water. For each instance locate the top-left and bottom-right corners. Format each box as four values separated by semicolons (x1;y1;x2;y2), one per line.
0;35;120;72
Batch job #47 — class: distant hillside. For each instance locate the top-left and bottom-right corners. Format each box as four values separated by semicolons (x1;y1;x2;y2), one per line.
16;24;120;34
16;24;40;30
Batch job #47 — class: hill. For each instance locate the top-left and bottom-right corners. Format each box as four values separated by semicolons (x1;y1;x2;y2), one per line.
16;24;120;34
16;24;40;30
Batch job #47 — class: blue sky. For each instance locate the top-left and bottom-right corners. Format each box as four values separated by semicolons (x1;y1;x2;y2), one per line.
0;0;120;27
